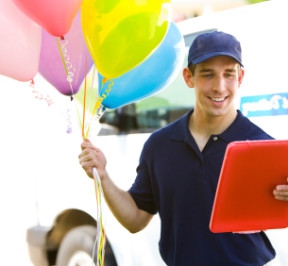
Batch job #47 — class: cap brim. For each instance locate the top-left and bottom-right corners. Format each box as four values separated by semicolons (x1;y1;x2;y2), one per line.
191;52;243;67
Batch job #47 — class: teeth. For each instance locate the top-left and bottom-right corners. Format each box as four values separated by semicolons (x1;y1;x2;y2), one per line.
211;97;224;102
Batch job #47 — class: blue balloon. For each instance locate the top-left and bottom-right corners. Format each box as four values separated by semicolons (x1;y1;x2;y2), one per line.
98;22;185;109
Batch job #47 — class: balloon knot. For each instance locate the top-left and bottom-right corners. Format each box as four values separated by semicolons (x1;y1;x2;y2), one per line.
102;77;108;84
30;79;35;88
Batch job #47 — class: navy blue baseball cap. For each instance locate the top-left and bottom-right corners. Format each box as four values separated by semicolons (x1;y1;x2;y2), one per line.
187;31;243;67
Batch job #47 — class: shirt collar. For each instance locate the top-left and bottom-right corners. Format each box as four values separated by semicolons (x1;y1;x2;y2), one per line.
170;109;247;143
170;109;193;142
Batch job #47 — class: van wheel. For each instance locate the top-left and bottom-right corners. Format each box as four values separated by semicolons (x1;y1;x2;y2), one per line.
56;225;117;266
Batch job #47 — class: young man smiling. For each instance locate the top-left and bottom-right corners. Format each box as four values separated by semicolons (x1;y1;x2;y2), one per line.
79;31;288;265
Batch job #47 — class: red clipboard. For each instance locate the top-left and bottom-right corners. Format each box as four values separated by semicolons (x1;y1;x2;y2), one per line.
210;139;288;233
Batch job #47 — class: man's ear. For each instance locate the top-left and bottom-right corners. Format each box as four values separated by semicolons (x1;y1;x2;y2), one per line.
183;67;194;88
238;68;245;88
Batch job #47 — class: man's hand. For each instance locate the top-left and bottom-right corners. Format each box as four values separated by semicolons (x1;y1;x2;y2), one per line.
78;138;107;180
273;178;288;201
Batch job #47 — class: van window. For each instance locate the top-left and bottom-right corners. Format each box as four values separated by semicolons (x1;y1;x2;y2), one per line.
99;29;217;135
98;75;193;135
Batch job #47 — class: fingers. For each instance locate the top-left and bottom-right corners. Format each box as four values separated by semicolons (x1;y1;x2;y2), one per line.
80;138;93;150
273;186;288;201
79;140;106;180
79;147;98;167
79;140;97;177
273;178;288;201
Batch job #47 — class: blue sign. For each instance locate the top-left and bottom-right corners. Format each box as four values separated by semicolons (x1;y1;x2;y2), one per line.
240;93;288;117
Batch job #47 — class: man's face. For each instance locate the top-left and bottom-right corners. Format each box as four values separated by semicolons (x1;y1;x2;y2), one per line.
190;55;244;118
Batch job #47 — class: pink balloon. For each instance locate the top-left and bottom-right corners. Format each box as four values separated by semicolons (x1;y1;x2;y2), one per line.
12;0;82;37
0;0;41;81
39;13;94;96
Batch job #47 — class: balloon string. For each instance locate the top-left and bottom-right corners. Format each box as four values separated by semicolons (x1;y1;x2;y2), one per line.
30;79;54;107
83;78;112;139
80;70;106;265
82;57;88;138
83;77;110;265
56;37;75;96
56;36;92;135
66;105;73;134
92;78;113;115
92;168;106;266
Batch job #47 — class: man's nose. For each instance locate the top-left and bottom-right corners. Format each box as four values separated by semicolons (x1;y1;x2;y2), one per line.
213;76;225;92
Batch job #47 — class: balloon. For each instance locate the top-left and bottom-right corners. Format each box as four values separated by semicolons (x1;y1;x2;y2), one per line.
81;0;172;79
39;13;94;96
98;22;185;109
0;0;41;81
12;0;82;37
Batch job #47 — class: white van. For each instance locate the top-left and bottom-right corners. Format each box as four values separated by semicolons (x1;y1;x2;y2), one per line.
26;1;288;266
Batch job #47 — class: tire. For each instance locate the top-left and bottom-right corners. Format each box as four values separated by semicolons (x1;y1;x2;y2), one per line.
56;225;117;266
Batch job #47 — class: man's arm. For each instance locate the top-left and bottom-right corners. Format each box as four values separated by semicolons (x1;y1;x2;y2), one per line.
79;138;153;233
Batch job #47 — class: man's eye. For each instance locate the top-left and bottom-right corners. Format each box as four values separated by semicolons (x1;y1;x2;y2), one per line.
225;72;236;78
202;74;213;78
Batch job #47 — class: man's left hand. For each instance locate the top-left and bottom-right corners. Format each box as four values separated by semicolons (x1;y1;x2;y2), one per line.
273;178;288;201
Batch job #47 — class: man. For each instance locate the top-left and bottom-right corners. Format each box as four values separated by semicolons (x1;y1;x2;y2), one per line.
79;31;288;265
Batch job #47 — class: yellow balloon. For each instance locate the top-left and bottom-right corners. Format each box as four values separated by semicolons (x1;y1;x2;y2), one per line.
81;0;171;79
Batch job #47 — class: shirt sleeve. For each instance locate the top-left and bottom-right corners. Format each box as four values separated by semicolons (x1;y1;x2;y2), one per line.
128;141;158;215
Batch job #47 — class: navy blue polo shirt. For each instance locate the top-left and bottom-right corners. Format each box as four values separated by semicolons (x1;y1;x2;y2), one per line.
129;110;276;266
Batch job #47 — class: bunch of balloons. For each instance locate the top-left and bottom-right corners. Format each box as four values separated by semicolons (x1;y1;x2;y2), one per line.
0;2;186;266
0;0;185;115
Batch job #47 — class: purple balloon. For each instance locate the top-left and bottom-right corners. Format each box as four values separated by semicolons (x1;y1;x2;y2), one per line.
39;12;93;96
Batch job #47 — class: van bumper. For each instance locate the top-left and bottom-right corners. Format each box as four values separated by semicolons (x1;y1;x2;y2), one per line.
26;225;51;266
